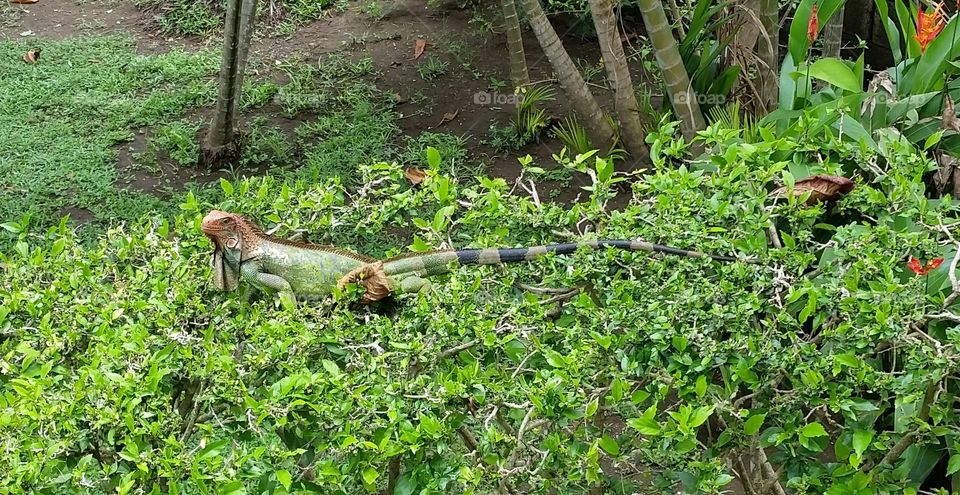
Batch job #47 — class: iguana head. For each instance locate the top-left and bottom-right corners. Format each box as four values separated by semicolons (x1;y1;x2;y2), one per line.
201;210;257;292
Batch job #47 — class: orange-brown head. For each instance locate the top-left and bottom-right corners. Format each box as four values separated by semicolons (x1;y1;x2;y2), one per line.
202;210;260;291
201;210;244;251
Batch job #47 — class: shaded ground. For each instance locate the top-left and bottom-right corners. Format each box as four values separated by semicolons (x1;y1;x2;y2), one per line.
0;0;648;219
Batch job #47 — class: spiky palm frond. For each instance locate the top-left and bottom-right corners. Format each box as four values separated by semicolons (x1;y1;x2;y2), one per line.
551;115;593;155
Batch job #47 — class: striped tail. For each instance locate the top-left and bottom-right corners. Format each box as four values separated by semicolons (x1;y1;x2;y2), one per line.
381;240;746;277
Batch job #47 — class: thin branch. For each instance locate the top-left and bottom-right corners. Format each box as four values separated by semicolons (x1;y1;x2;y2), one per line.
178;383;204;444
385;458;401;495
515;282;575;295
437;340;479;361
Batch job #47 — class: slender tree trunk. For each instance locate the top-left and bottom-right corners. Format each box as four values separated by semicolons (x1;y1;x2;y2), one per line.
519;0;615;150
588;0;649;162
822;5;844;58
757;0;779;112
636;0;705;143
200;0;259;167
501;0;530;86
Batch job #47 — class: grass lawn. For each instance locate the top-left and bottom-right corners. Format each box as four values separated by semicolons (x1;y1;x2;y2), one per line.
0;36;218;237
0;35;455;247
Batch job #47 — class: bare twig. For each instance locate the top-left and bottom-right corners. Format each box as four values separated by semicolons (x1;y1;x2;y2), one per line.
938;222;960;308
437;340;479;361
515;282;575;295
540;289;580;306
385;458;400;495
511;350;539;379
754;437;787;495
458;426;480;453
178;383;204;444
767;218;782;249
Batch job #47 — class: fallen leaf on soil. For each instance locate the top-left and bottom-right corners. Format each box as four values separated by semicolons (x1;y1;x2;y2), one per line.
943;95;960;132
435;109;458;127
771;174;856;205
22;48;40;64
413;39;427;59
10;0;39;4
404;167;427;186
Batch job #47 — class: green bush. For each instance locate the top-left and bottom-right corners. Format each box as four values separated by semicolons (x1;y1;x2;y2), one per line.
3;116;960;494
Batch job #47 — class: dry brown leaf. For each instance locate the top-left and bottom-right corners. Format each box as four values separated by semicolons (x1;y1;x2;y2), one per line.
413;39;427;59
404;167;427;186
771;174;856;206
22;48;40;64
336;262;392;303
435;109;458;127
944;95;960;132
10;0;39;4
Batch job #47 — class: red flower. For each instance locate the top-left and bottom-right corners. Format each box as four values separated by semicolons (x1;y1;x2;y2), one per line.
915;2;946;54
908;256;944;275
807;4;819;43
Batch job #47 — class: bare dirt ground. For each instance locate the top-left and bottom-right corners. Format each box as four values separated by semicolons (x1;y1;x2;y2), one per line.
0;0;638;205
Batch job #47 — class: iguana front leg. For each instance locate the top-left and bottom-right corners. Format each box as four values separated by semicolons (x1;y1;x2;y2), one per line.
240;262;297;309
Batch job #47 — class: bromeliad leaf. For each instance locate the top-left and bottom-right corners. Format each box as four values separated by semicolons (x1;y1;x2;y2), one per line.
807;58;862;92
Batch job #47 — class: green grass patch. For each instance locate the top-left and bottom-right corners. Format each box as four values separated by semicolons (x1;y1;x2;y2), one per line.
136;0;336;36
0;35;218;243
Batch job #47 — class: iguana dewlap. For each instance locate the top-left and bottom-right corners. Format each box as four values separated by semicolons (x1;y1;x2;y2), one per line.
200;209;749;306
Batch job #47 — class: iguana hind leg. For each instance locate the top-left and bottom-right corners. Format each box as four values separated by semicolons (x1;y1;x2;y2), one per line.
398;276;431;295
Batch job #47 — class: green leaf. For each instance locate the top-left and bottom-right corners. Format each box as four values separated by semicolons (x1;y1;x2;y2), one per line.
545;350;565;368
219;481;246;495
695;375;707;397
947;454;960;476
627;405;661;436
196;438;230;462
426;146;441;168
276;470;292;491
852;429;873;457
788;0;847;63
807;58;862;93
689;405;715;428
362;466;378;485
905;9;960;94
322;359;341;377
0;222;20;233
801;422;828;438
220;178;234;196
874;0;902;63
835;353;860;368
394;474;416;495
598;435;620;456
744;413;766;435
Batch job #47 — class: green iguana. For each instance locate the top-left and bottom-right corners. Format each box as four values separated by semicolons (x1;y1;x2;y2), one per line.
201;209;754;306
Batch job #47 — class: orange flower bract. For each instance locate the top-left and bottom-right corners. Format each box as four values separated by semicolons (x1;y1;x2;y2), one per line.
915;2;946;53
807;4;819;42
907;256;944;276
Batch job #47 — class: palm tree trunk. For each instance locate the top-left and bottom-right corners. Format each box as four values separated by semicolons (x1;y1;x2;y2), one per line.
636;0;705;142
757;0;778;111
200;0;259;167
519;0;615;150
822;5;844;58
589;0;648;161
501;0;529;86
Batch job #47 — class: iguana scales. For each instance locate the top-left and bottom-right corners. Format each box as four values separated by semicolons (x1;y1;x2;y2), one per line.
201;210;752;306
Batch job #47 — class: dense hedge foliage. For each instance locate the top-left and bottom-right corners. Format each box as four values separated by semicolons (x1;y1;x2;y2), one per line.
3;119;960;494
